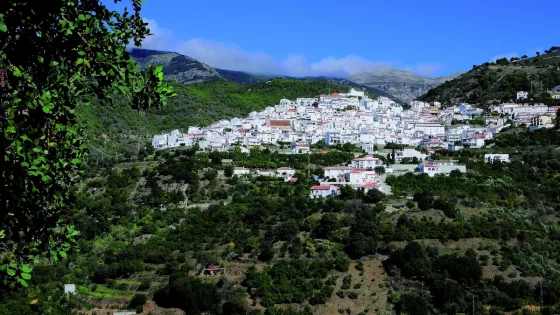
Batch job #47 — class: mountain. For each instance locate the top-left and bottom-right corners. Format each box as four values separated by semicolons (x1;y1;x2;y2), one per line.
129;49;403;101
129;48;262;84
419;50;560;105
350;67;464;103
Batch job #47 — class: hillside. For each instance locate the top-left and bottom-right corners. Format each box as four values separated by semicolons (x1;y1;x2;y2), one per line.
130;48;263;84
78;78;362;156
350;67;464;103
130;49;403;101
419;50;560;105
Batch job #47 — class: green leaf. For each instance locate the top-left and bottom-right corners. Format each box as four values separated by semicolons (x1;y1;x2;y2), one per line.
83;59;90;68
76;58;84;65
21;273;31;280
0;23;6;33
7;268;16;277
59;251;67;258
78;14;85;20
71;158;82;165
20;265;31;273
42;104;54;113
17;279;29;287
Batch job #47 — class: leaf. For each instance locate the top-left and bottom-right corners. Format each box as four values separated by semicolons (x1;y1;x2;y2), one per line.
0;23;6;33
84;59;90;68
17;279;28;287
59;251;67;258
42;104;54;113
71;158;81;165
20;265;31;273
7;268;16;276
21;273;31;280
76;58;84;65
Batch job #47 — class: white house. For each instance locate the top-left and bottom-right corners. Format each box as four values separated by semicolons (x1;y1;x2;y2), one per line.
310;185;340;198
359;182;383;192
345;170;376;184
517;91;528;100
64;284;76;294
324;166;353;181
418;164;439;177
276;167;296;176
351;155;383;169
484;154;510;164
396;148;426;162
233;167;250;176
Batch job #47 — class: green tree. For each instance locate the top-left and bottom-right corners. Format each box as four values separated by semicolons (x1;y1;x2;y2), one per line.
0;0;174;286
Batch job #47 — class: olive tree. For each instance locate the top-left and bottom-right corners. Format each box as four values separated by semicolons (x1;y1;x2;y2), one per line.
0;0;174;287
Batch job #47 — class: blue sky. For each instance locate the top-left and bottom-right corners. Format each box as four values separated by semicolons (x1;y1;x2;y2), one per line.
112;0;557;78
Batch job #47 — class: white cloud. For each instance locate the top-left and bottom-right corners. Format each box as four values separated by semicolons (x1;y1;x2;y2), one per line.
176;39;280;74
139;18;446;78
139;18;174;50
413;63;445;77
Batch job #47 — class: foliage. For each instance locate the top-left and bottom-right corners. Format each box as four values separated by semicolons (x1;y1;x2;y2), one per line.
0;0;174;286
420;51;560;105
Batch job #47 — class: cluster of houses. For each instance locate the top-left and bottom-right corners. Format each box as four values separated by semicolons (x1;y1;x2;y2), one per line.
152;88;559;156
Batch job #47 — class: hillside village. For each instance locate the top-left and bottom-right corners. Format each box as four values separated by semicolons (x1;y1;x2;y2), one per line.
150;87;559;193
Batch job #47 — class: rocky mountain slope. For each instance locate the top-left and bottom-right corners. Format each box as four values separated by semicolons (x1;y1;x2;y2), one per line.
419;50;560;105
129;49;403;101
130;48;262;84
350;67;463;102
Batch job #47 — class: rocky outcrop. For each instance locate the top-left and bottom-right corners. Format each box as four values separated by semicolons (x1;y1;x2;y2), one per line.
350;67;463;103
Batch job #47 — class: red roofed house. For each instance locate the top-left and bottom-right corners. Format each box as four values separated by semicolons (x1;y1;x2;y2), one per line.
360;182;382;193
462;133;491;147
310;185;340;199
204;264;225;276
265;116;292;130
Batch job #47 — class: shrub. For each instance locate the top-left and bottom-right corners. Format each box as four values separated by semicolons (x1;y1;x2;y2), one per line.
129;294;147;309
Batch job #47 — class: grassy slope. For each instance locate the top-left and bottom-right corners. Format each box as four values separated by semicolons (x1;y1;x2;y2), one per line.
77;78;357;155
419;51;560;105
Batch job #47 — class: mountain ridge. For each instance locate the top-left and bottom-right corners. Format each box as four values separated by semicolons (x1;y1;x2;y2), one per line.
350;67;465;102
129;48;404;102
418;50;560;105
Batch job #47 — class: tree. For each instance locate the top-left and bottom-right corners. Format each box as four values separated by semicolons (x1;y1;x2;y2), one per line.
536;51;541;57
0;0;175;287
374;166;386;175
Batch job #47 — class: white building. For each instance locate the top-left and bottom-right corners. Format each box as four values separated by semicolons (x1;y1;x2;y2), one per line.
351;155;383;169
310;185;340;198
517;91;528;100
276;167;296;176
233;167;250;176
484;154;510;164
396;148;427;162
418;164;439;177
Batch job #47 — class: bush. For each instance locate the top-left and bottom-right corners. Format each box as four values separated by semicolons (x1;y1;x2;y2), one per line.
129;294;147;309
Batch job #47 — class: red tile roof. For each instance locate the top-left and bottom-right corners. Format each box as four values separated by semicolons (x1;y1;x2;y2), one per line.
310;185;338;190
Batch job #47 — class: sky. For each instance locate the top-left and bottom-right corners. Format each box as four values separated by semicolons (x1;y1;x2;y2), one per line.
109;0;557;78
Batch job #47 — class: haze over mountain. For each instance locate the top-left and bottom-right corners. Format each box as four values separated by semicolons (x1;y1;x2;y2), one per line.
350;67;464;102
129;48;403;102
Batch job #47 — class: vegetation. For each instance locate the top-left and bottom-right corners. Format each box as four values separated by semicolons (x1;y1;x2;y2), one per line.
79;78;360;158
0;0;174;287
420;50;560;106
3;5;560;312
